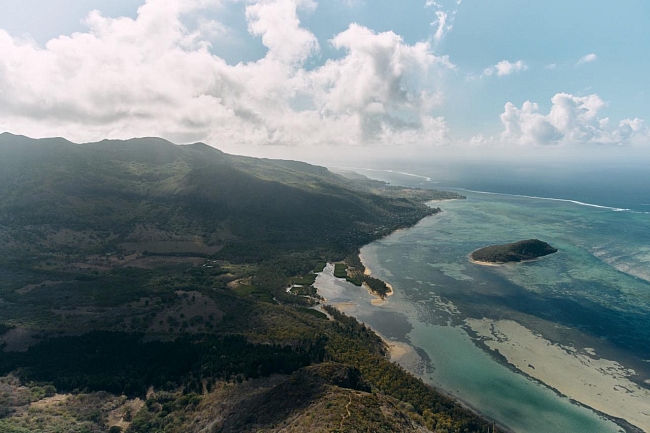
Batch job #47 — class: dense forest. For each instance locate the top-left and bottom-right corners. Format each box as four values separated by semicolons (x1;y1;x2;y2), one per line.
0;133;497;432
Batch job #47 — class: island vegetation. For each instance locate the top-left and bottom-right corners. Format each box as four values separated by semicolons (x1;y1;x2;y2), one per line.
0;133;498;432
331;251;397;298
470;239;558;264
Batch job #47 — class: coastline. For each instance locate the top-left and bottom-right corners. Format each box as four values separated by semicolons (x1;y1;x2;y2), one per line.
375;330;419;368
467;248;550;266
378;330;511;430
373;330;514;433
317;193;634;432
326;176;650;433
319;282;515;433
360;260;394;304
316;201;514;433
322;201;634;433
467;253;552;267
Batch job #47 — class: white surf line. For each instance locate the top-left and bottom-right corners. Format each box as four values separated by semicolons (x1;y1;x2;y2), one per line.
451;188;643;213
331;166;434;182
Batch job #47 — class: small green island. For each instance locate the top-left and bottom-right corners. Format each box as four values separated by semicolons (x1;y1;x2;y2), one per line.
470;239;558;264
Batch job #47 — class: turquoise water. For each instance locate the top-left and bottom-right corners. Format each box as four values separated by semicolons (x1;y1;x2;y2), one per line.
408;325;621;433
317;182;650;432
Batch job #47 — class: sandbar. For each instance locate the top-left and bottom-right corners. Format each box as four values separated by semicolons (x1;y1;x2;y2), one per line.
468;255;503;267
466;318;650;432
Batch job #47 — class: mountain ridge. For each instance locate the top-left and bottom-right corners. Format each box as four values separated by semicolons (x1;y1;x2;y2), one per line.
0;133;498;433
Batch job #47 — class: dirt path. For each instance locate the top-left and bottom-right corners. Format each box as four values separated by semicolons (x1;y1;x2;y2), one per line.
339;393;353;430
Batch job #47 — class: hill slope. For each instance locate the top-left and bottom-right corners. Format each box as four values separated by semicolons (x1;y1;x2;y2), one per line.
0;133;442;261
0;133;498;433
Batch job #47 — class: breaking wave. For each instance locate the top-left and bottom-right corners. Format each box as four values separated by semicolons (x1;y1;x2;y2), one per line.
453;188;650;214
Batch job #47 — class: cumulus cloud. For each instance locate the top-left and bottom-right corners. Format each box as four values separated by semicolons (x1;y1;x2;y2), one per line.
483;60;528;77
577;53;597;65
312;24;453;141
499;93;648;146
0;0;454;150
245;0;319;64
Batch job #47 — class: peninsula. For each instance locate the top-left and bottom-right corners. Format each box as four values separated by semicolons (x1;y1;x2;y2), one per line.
470;239;558;264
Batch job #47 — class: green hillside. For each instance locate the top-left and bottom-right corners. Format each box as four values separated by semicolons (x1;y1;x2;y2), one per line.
0;133;496;432
0;133;442;260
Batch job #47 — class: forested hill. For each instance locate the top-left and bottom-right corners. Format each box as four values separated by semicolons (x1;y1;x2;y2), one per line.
0;132;448;262
0;133;496;433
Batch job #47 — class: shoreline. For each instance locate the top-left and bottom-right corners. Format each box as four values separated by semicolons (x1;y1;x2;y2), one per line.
348;311;515;433
329;204;635;433
377;331;513;432
329;296;515;433
467;255;503;267
467;252;550;267
320;195;628;432
323;201;515;432
360;259;394;303
326;181;642;432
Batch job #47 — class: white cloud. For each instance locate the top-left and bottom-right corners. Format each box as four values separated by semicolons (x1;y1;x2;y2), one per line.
245;0;319;64
483;60;528;77
499;93;648;146
0;0;454;150
619;118;645;132
432;10;449;42
544;63;557;70
309;24;454;142
425;1;442;9
577;53;597;65
426;0;460;44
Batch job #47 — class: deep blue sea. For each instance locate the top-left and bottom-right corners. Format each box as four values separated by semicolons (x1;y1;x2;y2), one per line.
317;162;650;433
342;160;649;212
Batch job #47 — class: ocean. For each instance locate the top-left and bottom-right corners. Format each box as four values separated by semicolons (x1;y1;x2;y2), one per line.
315;163;650;433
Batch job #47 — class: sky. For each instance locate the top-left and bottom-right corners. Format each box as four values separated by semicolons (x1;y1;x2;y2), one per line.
0;0;649;163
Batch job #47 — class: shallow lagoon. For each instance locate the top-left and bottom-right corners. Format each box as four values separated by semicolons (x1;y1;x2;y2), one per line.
316;189;650;432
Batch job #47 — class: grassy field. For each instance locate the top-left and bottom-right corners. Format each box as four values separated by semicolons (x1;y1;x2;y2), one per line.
333;263;348;278
233;284;276;304
292;273;317;286
295;307;328;320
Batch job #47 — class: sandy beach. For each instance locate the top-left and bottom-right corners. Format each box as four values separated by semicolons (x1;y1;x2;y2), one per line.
467;254;546;267
468;256;503;267
466;318;650;432
372;331;424;374
359;253;395;301
468;251;550;267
